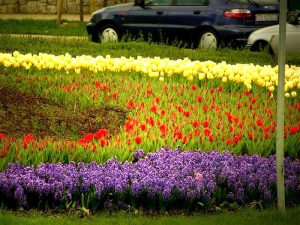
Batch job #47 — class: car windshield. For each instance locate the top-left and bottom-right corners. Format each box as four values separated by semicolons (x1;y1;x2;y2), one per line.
229;0;279;4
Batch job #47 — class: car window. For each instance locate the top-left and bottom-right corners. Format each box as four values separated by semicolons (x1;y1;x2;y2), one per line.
145;0;172;5
229;0;279;4
175;0;209;6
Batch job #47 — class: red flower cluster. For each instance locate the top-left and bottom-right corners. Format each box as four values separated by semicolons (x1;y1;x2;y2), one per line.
23;134;35;149
78;129;110;148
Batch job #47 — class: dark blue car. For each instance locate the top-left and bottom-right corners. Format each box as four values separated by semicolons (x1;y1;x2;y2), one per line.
87;0;279;49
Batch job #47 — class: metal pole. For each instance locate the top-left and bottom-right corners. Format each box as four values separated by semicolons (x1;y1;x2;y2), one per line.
276;0;287;214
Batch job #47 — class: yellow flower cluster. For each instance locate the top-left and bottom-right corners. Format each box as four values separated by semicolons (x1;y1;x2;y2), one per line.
0;51;299;97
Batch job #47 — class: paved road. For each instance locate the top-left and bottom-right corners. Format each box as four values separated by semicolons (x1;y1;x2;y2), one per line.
0;33;88;40
0;13;91;22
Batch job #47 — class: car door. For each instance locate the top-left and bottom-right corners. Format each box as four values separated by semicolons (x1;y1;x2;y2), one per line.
159;0;210;45
121;0;172;41
270;23;300;57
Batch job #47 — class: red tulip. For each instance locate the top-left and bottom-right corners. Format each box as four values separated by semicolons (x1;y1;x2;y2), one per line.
159;125;167;137
125;122;134;132
233;117;239;125
234;135;241;143
192;121;199;128
102;85;109;92
226;138;233;145
289;126;298;135
183;111;191;117
140;124;147;131
95;81;101;89
256;118;264;127
100;139;106;147
155;97;160;103
244;89;250;96
135;136;142;144
95;129;109;139
203;128;211;136
111;92;118;99
264;131;270;139
1;149;5;158
127;100;135;109
150;105;157;113
146;89;152;97
197;96;203;103
177;105;183;112
79;133;94;144
203;104;208;113
251;98;257;104
182;136;188;144
174;131;183;140
146;117;155;126
24;134;35;143
23;134;35;149
93;144;97;152
92;93;98;99
248;133;254;140
202;120;209;128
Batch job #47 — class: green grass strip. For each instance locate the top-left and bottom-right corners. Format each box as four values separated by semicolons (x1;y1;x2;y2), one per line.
1;206;300;225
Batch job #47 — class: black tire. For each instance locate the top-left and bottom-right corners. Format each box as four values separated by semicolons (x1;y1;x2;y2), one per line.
251;41;273;55
198;29;219;50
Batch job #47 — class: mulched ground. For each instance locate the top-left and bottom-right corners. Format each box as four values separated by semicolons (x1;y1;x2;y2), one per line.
0;87;127;139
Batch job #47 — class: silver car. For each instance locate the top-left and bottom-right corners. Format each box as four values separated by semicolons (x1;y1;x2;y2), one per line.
247;11;300;56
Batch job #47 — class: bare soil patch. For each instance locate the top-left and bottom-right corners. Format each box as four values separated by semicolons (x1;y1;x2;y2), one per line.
0;87;127;139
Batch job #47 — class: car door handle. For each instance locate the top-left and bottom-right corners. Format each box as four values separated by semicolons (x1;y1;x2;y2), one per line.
157;11;164;15
193;10;200;15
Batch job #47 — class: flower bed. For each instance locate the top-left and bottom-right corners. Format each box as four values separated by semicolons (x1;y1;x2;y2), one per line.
0;51;299;96
1;148;299;212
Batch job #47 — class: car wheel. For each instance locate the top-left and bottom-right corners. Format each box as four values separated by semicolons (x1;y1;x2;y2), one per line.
198;30;219;50
251;41;273;55
99;25;119;43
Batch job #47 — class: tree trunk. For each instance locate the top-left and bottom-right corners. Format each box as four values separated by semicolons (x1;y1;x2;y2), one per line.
90;0;95;14
56;0;63;25
80;0;84;22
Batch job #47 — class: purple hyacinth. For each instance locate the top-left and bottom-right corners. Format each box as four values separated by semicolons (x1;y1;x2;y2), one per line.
133;149;145;161
0;148;299;210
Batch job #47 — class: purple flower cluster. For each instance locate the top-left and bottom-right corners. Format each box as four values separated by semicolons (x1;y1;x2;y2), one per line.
0;148;299;210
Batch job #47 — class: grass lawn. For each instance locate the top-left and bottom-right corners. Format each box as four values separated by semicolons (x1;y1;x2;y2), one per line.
1;206;300;225
0;19;87;36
